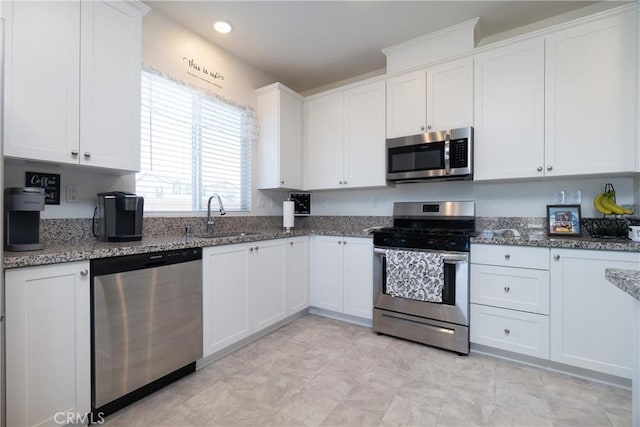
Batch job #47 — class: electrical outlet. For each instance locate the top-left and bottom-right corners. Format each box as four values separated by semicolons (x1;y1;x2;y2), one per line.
66;185;80;203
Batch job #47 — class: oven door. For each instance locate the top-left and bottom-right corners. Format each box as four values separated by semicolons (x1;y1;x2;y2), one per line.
373;247;469;326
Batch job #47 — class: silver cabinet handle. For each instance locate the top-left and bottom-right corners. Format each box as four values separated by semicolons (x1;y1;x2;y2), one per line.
554;254;560;261
427;124;432;130
255;246;259;251
343;181;347;185
343;241;347;245
504;254;511;260
80;269;89;277
338;241;342;245
249;247;254;252
504;328;511;335
290;241;294;245
339;181;343;185
504;286;510;293
84;152;91;159
280;180;284;184
420;125;425;131
537;166;543;172
547;165;553;171
71;150;79;157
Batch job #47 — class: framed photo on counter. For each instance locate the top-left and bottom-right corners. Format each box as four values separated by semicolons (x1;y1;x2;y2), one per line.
547;204;581;236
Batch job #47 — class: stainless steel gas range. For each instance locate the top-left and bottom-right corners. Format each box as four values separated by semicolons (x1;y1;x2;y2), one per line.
372;201;475;355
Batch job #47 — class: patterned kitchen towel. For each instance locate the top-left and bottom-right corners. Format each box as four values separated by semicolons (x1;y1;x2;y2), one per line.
385;249;444;303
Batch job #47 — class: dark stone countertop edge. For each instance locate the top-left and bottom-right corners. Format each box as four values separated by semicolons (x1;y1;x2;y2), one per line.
3;229;372;269
7;230;640;270
471;236;640;252
605;268;640;301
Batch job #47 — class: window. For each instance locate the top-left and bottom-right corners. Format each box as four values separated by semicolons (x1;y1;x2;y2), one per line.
136;69;253;212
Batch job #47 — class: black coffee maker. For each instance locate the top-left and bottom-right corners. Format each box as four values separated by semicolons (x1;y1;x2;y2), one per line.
93;192;144;242
4;187;46;251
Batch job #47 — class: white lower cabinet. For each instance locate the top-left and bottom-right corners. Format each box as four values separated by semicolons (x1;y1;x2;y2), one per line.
202;237;308;357
550;249;638;379
287;236;310;314
470;244;550;358
5;261;91;427
311;236;373;320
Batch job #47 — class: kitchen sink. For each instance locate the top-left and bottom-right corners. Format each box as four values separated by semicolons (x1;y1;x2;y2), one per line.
195;231;264;239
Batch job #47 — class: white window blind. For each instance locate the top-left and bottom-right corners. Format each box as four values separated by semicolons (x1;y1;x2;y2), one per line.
136;70;253;212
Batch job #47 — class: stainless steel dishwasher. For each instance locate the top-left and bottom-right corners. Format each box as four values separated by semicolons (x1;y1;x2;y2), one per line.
90;247;202;417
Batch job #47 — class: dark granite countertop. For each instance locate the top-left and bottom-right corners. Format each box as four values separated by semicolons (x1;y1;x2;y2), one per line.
3;228;373;269
471;235;640;252
605;268;640;301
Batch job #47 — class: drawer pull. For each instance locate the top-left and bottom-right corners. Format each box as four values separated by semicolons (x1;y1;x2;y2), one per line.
504;328;511;335
504;254;511;260
504;286;510;293
554;254;560;261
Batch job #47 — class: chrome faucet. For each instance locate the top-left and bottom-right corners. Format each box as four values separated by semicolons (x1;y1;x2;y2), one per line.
206;193;226;235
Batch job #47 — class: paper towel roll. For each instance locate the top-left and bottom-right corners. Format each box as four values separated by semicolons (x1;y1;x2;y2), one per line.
283;200;295;232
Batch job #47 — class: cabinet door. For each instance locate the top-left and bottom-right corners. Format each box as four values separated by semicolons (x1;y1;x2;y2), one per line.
426;57;473;132
80;0;144;172
2;1;80;165
386;70;426;138
304;92;344;190
256;84;303;190
279;89;304;189
288;237;310;314
310;236;344;312
473;38;545;180
253;240;287;331
202;244;251;357
544;12;636;176
550;249;638;378
343;81;386;189
6;261;90;427
343;237;373;319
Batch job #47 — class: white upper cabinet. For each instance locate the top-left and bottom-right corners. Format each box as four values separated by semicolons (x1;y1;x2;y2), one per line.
386;70;426;138
256;83;304;190
474;8;636;181
386;57;473;139
80;0;146;172
544;11;637;177
473;38;545;181
3;1;81;165
2;0;148;172
304;79;386;190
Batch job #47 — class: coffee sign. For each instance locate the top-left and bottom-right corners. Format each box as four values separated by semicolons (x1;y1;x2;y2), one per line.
26;172;60;205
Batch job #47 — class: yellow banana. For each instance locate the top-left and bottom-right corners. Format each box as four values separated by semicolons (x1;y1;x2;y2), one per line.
605;191;634;215
593;192;612;215
600;192;625;215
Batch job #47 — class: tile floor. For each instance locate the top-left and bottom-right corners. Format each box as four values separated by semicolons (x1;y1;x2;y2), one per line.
104;314;631;426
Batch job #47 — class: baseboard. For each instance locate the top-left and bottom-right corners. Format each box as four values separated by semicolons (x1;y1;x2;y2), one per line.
471;343;631;389
307;307;372;328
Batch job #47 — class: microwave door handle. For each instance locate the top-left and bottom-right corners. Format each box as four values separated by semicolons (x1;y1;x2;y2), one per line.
444;140;451;175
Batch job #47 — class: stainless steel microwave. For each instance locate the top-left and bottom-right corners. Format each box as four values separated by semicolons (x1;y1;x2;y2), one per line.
386;127;473;183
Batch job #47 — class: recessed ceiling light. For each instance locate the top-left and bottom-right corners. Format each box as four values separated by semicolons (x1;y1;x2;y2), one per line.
213;20;232;34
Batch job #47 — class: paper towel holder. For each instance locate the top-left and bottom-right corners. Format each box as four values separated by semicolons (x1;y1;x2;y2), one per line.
283;200;295;233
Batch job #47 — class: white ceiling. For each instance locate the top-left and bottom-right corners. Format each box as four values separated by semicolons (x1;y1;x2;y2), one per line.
144;1;629;94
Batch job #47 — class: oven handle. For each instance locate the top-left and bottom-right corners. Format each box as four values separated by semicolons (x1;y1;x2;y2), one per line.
373;248;468;263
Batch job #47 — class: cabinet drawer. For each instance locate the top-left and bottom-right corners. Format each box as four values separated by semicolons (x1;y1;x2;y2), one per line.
470;304;549;359
471;244;549;269
470;264;549;314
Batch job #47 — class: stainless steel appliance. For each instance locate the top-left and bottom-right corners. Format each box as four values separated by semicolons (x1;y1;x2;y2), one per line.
4;187;45;251
386;127;473;183
372;201;474;354
93;191;144;242
91;248;203;417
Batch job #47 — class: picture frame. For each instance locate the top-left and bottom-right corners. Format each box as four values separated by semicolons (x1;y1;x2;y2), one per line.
547;204;582;236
